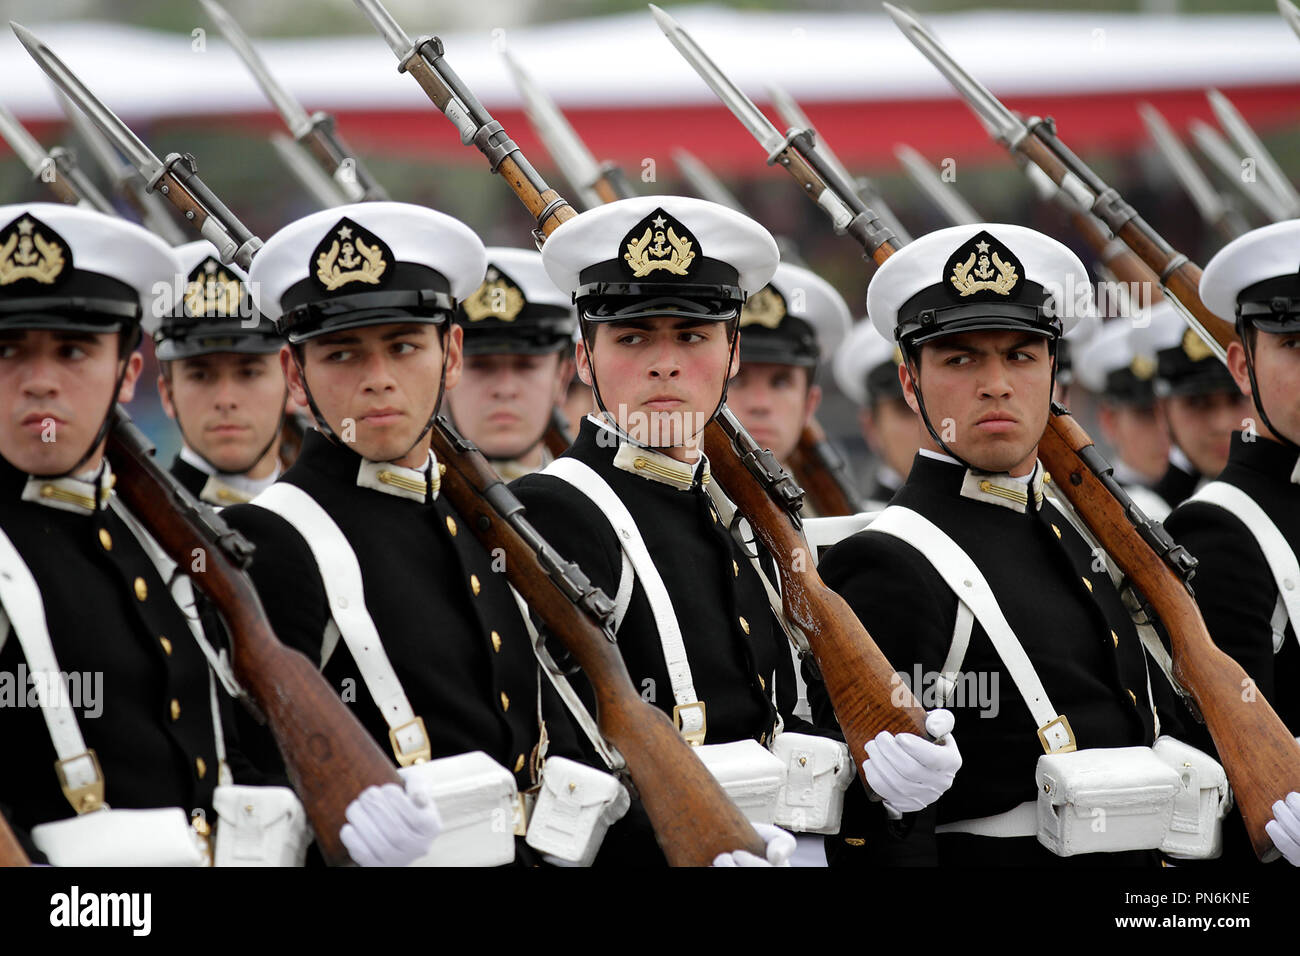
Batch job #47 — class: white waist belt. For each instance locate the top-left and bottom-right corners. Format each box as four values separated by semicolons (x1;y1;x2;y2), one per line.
935;800;1037;838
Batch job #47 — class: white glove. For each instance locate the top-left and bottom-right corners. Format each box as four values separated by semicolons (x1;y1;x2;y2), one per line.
711;823;796;867
861;709;962;814
1266;792;1300;866
339;782;443;867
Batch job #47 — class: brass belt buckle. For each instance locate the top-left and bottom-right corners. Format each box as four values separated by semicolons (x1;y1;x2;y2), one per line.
1037;715;1077;754
673;701;707;747
55;749;105;814
388;716;432;766
513;791;535;837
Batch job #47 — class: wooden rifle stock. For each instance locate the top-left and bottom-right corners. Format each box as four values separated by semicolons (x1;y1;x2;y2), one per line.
1038;410;1300;859
0;814;30;867
429;419;764;864
105;408;400;866
787;420;860;517
704;416;929;794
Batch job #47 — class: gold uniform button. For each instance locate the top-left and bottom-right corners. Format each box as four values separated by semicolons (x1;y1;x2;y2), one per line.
514;753;526;773
758;675;766;690
500;692;510;712
196;757;207;779
1111;630;1119;648
170;699;181;721
439;463;447;476
710;507;719;523
133;577;148;601
470;574;481;596
98;528;112;550
159;636;173;656
732;560;739;577
1081;577;1093;593
491;631;502;653
1127;689;1138;706
738;616;750;635
1043;472;1052;484
446;516;457;537
845;837;866;847
1051;524;1061;539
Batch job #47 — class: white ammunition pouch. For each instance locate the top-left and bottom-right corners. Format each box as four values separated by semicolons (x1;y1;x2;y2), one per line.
32;807;209;867
695;739;786;825
1152;736;1231;860
525;756;630;866
771;733;854;834
1035;747;1181;857
212;785;312;868
401;751;518;867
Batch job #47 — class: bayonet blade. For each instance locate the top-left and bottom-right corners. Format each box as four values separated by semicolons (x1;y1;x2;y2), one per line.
500;49;604;210
1281;0;1300;40
0;100;54;175
11;21;164;183
351;0;416;62
1191;119;1279;221
1138;102;1229;227
1206;88;1300;216
883;3;1029;148
199;0;313;137
673;148;744;211
895;143;980;225
269;132;349;208
649;4;787;159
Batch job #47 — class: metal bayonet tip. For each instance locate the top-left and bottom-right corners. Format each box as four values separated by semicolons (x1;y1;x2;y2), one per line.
10;20;43;52
648;4;681;35
882;3;925;36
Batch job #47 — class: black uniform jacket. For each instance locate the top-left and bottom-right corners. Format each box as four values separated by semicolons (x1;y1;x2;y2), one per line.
1165;433;1300;861
222;430;580;806
1152;456;1202;510
512;417;818;864
808;452;1183;866
0;456;264;857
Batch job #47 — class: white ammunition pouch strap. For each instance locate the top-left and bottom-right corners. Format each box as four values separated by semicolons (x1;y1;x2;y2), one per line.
249;483;429;767
0;521;230;825
1187;481;1300;655
541;458;704;744
867;506;1076;753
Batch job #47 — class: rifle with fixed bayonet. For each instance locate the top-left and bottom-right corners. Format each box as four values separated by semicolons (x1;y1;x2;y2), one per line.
268;131;351;209
199;0;387;203
52;88;188;244
1138;102;1248;243
0;99;113;212
879;2;1300;860
1206;87;1300;219
349;0;768;863
1190;118;1279;224
14;20;407;866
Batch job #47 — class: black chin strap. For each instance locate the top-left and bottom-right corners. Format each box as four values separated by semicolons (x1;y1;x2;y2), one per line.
163;374;288;477
580;317;738;458
291;325;451;466
1240;324;1300;453
901;339;1059;473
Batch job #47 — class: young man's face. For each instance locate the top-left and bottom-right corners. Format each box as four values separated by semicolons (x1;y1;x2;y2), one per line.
1228;332;1300;447
576;314;737;462
901;329;1052;477
287;321;462;468
860;395;922;481
159;352;285;477
1098;401;1169;483
0;328;142;476
726;362;820;462
1161;387;1251;477
446;351;569;462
